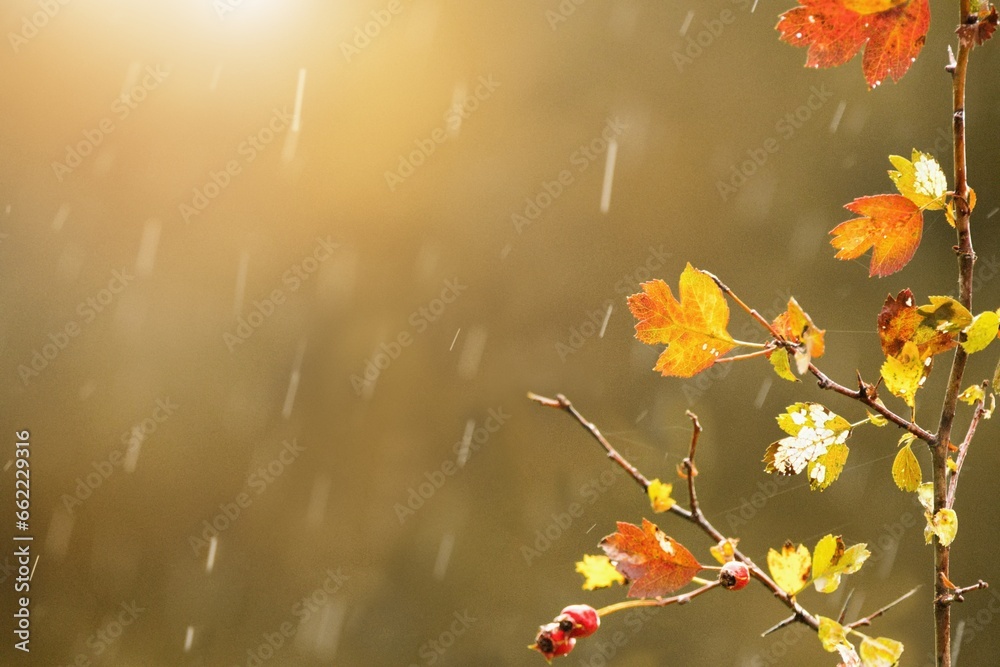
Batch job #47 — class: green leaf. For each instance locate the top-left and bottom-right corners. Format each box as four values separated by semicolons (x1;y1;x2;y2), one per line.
962;310;1000;353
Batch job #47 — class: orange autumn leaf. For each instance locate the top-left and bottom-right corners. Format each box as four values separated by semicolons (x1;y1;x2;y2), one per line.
599;519;703;598
830;194;922;277
776;0;930;89
627;264;737;378
772;297;826;373
877;289;956;358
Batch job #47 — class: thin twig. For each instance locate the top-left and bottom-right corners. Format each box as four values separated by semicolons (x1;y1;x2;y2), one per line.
701;270;784;340
937;580;988;605
805;362;937;444
596;581;721;617
845;586;921;630
946;384;988;508
838;589;856;624
761;614;798;638
683;411;702;518
702;268;936;445
530;393;819;631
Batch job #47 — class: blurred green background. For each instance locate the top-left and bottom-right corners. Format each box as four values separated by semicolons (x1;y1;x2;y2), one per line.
2;0;1000;665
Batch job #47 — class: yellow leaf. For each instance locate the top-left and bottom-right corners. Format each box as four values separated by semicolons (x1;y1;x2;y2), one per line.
962;311;1000;354
808;443;849;491
947;457;958;472
891;439;921;492
627;264;737;378
710;537;739;565
924;508;958;547
771;297;826;372
769;347;799;382
880;341;923;408
575;554;626;590
859;635;905;667
867;411;888;427
813;534;870;593
817;616;850;652
958;384;986;406
768;541;811;596
766;404;852;486
888;150;947;210
916;482;934;512
918;296;973;333
647;479;676;513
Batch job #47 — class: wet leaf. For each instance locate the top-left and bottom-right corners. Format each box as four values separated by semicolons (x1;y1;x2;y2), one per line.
831;195;923;277
599;519;703;598
777;0;930;89
628;264;737;378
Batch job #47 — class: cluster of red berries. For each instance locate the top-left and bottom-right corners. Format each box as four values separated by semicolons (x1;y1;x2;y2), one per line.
529;604;600;662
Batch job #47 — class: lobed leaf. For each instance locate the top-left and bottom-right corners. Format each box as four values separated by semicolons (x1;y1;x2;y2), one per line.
831;195;923;277
888;150;947;210
628;264;737;378
646;479;676;513
880;340;924;409
766;403;852;489
575;554;626;590
599;519;703;598
767;540;811;596
813;534;870;593
776;0;930;89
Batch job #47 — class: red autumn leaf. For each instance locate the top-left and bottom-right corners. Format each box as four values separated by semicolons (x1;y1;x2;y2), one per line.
877;289;923;357
627;264;738;378
777;0;931;89
957;5;998;47
599;519;703;598
829;194;923;277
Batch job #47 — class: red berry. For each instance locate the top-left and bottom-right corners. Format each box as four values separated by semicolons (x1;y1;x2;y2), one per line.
529;622;577;662
719;561;750;590
555;604;600;638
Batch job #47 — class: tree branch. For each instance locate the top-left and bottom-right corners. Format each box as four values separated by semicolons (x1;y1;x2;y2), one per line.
529;393;820;631
935;4;976;664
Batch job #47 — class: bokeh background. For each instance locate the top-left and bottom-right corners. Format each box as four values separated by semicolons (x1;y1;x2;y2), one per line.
3;0;1000;665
